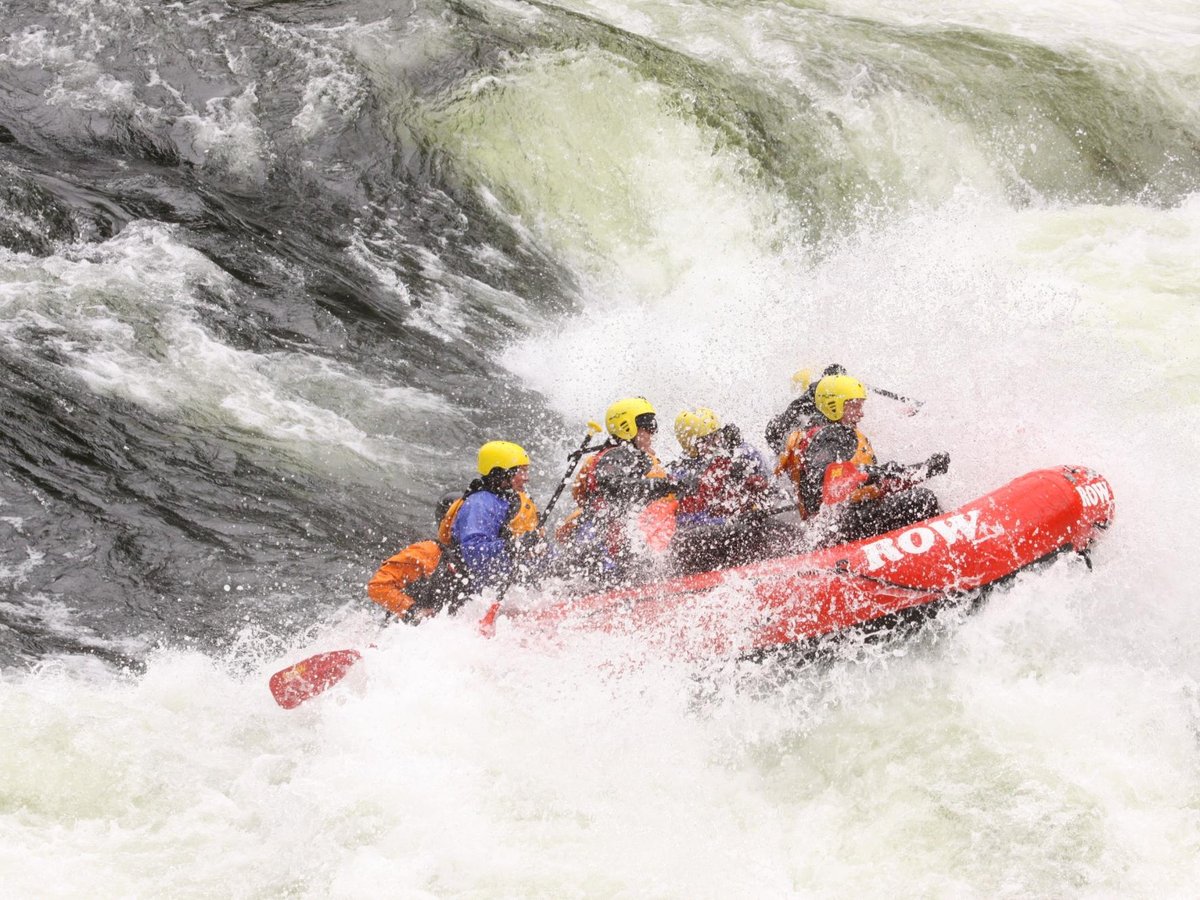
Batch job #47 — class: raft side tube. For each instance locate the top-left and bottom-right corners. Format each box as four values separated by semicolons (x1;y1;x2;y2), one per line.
519;467;1115;658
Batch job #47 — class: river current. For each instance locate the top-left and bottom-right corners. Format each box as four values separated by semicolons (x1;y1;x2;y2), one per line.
2;0;1198;895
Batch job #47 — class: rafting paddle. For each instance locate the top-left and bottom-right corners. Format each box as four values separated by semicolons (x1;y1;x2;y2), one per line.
268;648;364;709
267;609;396;709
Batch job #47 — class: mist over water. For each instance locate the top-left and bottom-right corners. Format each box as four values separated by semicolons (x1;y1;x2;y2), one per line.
2;0;1198;895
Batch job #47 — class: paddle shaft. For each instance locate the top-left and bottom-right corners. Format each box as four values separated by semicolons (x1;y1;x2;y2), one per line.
538;430;605;528
869;385;923;408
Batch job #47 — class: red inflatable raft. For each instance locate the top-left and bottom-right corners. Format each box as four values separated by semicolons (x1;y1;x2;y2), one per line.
511;466;1115;660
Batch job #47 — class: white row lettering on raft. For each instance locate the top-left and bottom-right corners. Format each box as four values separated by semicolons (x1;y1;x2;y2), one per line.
1076;482;1111;507
861;510;982;572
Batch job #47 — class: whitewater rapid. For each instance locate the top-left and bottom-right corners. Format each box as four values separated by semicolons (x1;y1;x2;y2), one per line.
2;0;1199;895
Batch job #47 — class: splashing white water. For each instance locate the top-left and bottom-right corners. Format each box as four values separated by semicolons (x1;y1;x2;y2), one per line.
3;0;1200;895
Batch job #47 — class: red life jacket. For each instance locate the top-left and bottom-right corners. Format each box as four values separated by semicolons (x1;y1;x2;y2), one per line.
562;444;675;553
573;445;668;508
678;453;769;519
554;447;610;542
819;428;880;509
778;424;880;516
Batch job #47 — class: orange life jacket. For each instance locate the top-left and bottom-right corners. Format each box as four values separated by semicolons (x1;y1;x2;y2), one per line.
645;453;668;480
437;500;461;546
508;492;539;535
776;424;823;517
438;491;539;545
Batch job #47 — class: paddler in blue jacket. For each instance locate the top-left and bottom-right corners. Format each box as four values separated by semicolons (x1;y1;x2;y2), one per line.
447;440;541;598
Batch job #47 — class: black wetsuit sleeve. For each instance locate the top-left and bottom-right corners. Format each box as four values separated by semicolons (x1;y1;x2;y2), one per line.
593;443;673;508
765;394;817;454
799;426;860;513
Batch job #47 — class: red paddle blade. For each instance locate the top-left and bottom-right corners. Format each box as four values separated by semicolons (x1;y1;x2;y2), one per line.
268;649;363;709
479;601;500;639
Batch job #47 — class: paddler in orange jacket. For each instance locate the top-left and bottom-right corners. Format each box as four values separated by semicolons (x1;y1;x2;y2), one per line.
787;373;949;546
367;492;460;621
564;397;679;581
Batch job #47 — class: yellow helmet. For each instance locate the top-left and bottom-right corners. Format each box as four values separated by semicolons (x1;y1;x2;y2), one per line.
674;407;720;457
814;374;867;422
605;397;656;441
477;440;530;476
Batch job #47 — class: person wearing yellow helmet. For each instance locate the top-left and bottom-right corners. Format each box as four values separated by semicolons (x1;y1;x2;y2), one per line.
797;373;949;545
476;440;531;478
446;440;542;596
603;396;658;442
674;407;722;459
668;406;724;498
765;363;846;454
562;397;679;581
668;407;786;574
671;408;774;524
